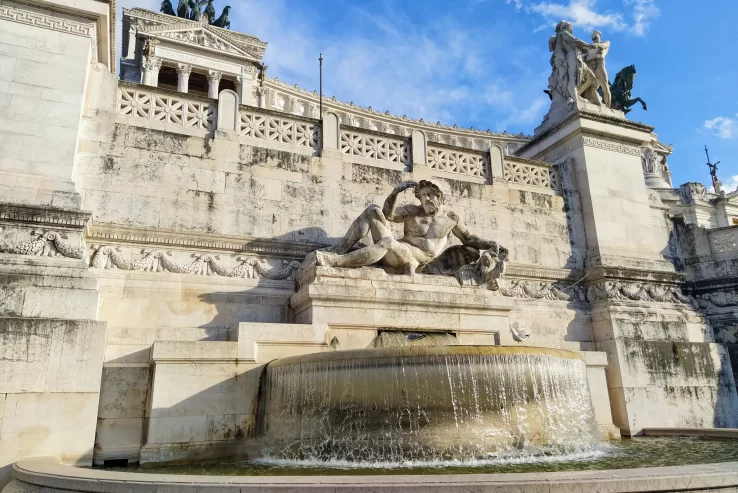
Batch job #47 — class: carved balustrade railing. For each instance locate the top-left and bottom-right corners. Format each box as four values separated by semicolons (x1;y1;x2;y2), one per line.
115;82;559;191
117;83;215;131
503;158;559;191
426;143;489;180
239;106;320;153
339;127;410;167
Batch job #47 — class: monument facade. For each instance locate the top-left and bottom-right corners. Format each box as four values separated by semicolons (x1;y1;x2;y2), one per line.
2;2;738;486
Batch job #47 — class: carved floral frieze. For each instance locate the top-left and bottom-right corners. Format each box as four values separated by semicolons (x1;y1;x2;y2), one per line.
89;245;300;281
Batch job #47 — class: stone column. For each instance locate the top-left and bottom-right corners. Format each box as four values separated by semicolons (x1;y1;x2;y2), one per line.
176;63;192;93
141;57;162;87
207;70;222;99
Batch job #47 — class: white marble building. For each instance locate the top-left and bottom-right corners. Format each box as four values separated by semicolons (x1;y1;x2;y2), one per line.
2;1;738;487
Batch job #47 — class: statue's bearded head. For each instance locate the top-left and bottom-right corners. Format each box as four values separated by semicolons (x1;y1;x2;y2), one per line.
414;180;443;216
592;30;602;42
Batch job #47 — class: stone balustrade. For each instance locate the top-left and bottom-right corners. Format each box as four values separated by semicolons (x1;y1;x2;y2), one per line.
427;143;489;180
503;157;559;190
117;82;215;132
116;81;560;192
261;77;529;156
238;106;321;154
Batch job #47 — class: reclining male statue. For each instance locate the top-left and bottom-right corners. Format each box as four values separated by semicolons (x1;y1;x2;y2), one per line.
313;180;508;289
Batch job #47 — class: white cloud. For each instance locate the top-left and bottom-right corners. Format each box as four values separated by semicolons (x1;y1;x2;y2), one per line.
722;175;738;193
704;116;737;140
626;0;660;36
517;0;659;36
506;0;524;11
530;0;625;32
231;0;546;130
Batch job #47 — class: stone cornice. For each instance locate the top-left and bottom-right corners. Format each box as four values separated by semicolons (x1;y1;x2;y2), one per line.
0;0;97;37
516;110;654;157
537;135;642;163
0;203;91;229
86;224;322;259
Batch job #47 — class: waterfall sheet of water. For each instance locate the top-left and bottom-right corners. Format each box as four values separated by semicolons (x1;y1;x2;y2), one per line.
260;347;600;464
370;331;459;348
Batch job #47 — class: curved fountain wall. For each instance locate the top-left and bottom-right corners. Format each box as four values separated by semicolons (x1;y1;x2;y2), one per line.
260;346;600;463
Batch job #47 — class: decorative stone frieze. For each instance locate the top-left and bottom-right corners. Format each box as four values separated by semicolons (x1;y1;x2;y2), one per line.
89;246;300;280
0;1;95;37
585;280;691;304
542;135;641;163
500;279;587;302
0;229;86;260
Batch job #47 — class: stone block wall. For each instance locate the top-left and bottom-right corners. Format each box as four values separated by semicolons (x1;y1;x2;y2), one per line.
0;3;99;209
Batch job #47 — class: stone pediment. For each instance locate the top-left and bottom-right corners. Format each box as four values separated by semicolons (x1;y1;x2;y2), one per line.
139;23;258;60
125;8;266;60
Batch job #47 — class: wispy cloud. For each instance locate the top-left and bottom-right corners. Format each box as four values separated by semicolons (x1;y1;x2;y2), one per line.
511;0;659;36
233;0;547;130
704;115;737;140
626;0;660;36
723;175;738;193
530;0;625;31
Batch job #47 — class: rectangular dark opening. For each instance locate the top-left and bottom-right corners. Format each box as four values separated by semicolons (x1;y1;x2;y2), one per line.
103;459;129;468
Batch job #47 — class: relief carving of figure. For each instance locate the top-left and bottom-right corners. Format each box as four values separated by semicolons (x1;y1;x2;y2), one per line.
312;180;508;289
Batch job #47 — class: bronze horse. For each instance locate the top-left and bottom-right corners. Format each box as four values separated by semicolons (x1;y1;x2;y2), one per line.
609;65;647;115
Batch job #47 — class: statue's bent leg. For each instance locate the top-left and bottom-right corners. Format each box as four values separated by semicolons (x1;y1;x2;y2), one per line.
326;204;392;254
382;238;419;275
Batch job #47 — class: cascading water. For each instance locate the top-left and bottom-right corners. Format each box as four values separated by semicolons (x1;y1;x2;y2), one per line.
259;346;600;464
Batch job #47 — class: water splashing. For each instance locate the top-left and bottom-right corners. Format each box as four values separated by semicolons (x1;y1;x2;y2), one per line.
260;346;600;464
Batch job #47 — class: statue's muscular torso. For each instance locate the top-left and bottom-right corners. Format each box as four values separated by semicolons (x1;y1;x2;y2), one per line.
394;205;459;262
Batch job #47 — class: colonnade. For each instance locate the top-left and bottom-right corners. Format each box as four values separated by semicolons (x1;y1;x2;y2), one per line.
141;56;252;102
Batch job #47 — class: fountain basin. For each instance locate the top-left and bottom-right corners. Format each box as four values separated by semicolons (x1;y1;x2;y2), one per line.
260;345;600;463
7;457;738;493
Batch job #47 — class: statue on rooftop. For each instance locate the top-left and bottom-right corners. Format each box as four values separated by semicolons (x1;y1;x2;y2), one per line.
311;180;507;290
547;20;589;104
212;6;231;29
547;22;620;109
583;30;611;107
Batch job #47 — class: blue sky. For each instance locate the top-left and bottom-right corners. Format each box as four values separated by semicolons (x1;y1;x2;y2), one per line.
119;0;738;189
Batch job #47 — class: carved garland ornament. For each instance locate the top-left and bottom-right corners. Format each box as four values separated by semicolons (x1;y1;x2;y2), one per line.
0;229;86;260
89;246;300;281
500;279;691;305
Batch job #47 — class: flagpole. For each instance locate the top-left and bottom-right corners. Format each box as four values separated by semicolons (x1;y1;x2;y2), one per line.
319;53;323;120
